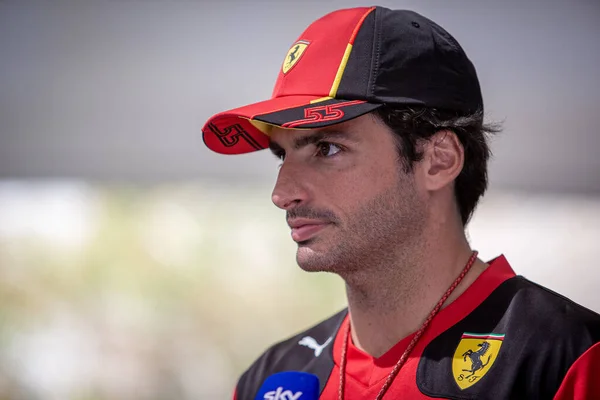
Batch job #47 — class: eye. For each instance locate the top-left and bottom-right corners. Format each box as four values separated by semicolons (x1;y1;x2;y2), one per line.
316;142;342;158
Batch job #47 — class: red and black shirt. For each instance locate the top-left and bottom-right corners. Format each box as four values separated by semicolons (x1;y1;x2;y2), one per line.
234;256;600;399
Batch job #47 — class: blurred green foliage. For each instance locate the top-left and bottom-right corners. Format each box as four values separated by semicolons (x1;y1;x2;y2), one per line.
0;182;346;399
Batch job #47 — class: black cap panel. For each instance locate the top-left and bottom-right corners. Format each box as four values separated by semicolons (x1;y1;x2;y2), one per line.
429;22;484;113
373;9;440;105
371;8;483;113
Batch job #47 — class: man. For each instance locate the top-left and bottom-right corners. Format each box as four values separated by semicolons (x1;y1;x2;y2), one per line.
202;6;600;400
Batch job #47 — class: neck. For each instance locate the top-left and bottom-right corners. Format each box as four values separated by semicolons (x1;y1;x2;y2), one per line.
343;225;487;358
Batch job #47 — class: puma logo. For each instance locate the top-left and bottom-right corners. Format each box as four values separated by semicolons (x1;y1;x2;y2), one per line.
298;336;332;357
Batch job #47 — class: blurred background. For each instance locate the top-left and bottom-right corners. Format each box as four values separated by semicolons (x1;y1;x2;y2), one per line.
0;0;599;399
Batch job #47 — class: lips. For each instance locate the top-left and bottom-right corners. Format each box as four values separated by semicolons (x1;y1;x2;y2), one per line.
287;219;329;242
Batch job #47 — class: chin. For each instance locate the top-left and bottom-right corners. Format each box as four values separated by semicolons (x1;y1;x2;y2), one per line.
296;245;341;273
296;246;322;271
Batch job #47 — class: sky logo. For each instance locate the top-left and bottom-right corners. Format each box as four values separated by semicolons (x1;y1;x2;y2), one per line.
263;386;303;400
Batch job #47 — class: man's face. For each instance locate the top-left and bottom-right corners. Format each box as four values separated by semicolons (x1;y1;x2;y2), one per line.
269;113;427;274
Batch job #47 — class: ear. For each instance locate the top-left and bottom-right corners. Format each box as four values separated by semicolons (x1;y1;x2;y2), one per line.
419;130;464;191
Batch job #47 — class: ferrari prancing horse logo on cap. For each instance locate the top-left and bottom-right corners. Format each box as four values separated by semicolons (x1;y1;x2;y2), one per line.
452;332;505;390
282;40;310;74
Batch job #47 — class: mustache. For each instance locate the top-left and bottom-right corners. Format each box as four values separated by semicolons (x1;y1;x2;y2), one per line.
286;206;340;224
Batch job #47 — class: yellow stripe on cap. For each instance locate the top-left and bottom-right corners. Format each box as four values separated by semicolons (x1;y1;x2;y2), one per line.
248;119;272;136
309;96;333;104
328;43;353;98
247;118;302;135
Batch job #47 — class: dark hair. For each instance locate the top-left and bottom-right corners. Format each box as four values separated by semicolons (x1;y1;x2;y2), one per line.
373;106;501;226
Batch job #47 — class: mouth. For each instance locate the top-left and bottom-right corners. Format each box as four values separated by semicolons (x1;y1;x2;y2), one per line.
287;219;330;243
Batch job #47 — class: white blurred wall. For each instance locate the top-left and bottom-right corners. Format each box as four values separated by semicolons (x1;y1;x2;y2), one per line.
0;0;599;192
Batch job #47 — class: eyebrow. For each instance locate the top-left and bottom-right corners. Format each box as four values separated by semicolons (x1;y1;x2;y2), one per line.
268;130;356;157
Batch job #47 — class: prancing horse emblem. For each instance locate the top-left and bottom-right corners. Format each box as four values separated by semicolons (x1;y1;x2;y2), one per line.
452;332;505;390
288;45;300;64
282;40;309;74
462;341;491;378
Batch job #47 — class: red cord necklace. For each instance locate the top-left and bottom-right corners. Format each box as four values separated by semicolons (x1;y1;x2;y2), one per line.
338;251;479;400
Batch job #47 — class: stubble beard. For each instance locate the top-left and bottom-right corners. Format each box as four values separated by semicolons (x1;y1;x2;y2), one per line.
295;176;427;277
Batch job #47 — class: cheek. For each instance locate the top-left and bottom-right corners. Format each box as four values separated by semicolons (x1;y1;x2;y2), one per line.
357;153;401;192
316;158;397;210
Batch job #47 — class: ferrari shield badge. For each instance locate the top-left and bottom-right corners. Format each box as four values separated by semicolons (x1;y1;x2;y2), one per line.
452;332;505;390
282;40;310;74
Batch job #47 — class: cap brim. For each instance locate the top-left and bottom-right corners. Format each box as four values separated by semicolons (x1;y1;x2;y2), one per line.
202;96;381;155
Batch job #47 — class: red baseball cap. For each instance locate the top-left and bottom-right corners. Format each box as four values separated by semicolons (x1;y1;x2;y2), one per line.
202;6;482;155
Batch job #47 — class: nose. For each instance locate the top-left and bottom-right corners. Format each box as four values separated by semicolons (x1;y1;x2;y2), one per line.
271;160;309;210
